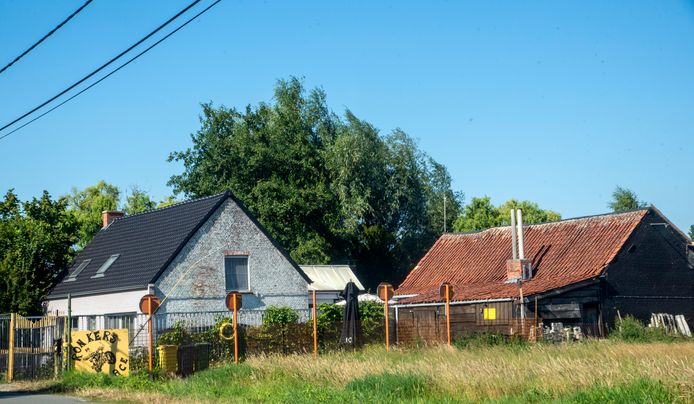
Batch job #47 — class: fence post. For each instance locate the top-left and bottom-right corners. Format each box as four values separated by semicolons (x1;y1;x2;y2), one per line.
233;297;238;364
148;298;153;375
7;313;15;383
66;293;72;371
312;289;317;358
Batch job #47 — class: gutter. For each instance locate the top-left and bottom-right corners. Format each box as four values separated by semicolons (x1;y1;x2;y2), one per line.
46;285;148;300
395;297;513;308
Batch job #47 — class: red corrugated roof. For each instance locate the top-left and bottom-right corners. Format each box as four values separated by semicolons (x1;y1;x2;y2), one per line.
396;209;649;304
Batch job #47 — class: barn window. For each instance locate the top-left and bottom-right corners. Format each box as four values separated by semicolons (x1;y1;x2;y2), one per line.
225;255;249;292
65;259;92;282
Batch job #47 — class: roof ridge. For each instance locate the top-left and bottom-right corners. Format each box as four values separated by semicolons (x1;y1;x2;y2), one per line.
443;207;651;237
112;191;229;222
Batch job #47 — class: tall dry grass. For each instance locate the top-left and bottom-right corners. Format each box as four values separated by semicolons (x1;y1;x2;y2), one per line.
245;340;694;400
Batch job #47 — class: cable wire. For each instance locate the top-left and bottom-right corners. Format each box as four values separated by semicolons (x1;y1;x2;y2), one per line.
0;0;202;134
0;0;94;75
0;0;222;142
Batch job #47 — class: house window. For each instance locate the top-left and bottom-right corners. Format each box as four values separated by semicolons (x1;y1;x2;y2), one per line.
106;313;135;338
65;259;92;281
86;316;96;330
224;256;249;291
92;254;120;278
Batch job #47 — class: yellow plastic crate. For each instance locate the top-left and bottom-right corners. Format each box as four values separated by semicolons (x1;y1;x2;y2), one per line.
157;345;178;374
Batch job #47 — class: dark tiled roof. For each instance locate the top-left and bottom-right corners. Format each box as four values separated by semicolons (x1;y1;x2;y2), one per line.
396;209;650;304
48;192;229;298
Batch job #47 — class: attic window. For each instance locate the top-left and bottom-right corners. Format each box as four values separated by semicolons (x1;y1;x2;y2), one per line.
92;254;120;278
65;259;92;282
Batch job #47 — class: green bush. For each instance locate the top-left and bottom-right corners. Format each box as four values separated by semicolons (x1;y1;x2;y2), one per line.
156;321;191;346
263;306;299;326
359;301;384;323
454;332;526;350
610;315;681;343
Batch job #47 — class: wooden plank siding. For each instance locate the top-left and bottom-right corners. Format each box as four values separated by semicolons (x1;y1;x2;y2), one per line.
396;301;514;345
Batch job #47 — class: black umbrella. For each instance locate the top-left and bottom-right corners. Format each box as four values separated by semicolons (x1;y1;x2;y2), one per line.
340;281;362;347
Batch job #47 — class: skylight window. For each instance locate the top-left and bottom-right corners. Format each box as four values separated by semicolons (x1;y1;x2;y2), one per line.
65;259;92;282
91;254;120;278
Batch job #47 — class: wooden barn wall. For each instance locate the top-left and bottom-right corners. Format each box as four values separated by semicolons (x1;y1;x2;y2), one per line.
602;212;694;328
396;301;514;345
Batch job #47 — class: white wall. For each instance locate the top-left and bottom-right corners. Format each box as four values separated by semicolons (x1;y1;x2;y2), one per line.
46;289;148;316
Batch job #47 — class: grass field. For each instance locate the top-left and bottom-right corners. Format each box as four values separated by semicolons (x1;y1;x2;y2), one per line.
37;340;694;403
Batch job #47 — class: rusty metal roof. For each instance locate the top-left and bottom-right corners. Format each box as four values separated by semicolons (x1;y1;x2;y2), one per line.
396;209;650;304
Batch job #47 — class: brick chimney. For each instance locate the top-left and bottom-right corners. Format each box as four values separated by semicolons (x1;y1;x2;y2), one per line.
102;210;124;229
506;208;533;282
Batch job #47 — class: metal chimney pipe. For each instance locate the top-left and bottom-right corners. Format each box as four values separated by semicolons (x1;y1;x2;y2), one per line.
516;209;525;259
510;209;518;259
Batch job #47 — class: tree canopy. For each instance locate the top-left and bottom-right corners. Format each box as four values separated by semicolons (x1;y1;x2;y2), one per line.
608;186;646;212
689;225;693;240
0;190;77;314
168;77;461;287
453;196;560;232
123;186;156;215
67;180;120;248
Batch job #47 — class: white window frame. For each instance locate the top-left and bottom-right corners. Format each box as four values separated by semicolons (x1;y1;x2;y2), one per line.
224;254;251;292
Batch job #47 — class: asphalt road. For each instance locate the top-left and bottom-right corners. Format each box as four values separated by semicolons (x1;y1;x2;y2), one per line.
0;391;95;403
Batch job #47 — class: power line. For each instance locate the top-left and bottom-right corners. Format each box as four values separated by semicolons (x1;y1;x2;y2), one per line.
0;0;94;75
0;0;222;142
0;0;202;134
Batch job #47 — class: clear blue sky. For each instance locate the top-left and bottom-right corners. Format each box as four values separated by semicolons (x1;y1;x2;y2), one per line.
1;0;692;232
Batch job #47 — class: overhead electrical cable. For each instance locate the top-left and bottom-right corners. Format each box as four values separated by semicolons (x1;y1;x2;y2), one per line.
0;0;94;75
0;0;202;134
0;0;222;142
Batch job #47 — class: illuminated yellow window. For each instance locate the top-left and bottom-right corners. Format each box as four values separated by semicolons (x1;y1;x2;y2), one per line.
483;307;497;320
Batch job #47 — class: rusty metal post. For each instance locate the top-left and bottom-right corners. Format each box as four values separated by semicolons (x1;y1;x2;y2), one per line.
7;313;15;382
233;296;238;364
312;289;317;358
445;283;451;346
148;297;153;374
384;296;390;352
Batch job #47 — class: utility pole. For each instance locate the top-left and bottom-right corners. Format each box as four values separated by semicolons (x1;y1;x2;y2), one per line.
443;194;447;233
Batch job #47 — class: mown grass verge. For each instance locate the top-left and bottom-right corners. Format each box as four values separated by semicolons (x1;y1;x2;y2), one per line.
41;340;694;403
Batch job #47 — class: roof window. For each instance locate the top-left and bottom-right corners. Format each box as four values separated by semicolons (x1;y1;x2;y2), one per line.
91;254;120;278
65;259;92;282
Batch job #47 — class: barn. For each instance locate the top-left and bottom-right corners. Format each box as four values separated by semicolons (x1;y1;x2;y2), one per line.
394;207;694;344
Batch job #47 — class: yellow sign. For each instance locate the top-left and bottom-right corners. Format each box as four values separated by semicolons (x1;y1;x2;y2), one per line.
70;329;130;376
483;307;497;320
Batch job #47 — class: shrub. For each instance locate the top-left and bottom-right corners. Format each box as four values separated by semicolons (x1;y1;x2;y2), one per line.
610;315;682;343
263;306;299;326
359;301;384;323
156;321;191;346
454;332;526;349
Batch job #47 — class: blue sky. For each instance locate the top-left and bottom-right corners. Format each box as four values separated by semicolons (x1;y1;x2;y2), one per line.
1;0;692;231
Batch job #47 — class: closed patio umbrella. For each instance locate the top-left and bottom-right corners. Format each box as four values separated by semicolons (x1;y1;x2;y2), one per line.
340;281;362;347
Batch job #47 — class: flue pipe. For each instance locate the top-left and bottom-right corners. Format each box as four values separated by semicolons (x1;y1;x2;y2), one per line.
516;209;525;259
510;209;518;259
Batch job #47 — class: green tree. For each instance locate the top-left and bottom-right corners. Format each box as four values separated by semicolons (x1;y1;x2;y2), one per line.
689;225;693;240
497;199;561;225
123;186;156;215
453;197;561;232
0;190;77;314
67;181;120;248
453;196;500;232
168;77;461;287
609;186;646;212
157;195;180;208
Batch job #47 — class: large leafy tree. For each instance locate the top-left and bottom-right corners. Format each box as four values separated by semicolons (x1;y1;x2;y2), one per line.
609;186;646;212
123;186;156;215
168;78;461;287
453;196;560;232
0;190;77;314
67;180;120;248
689;225;693;240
